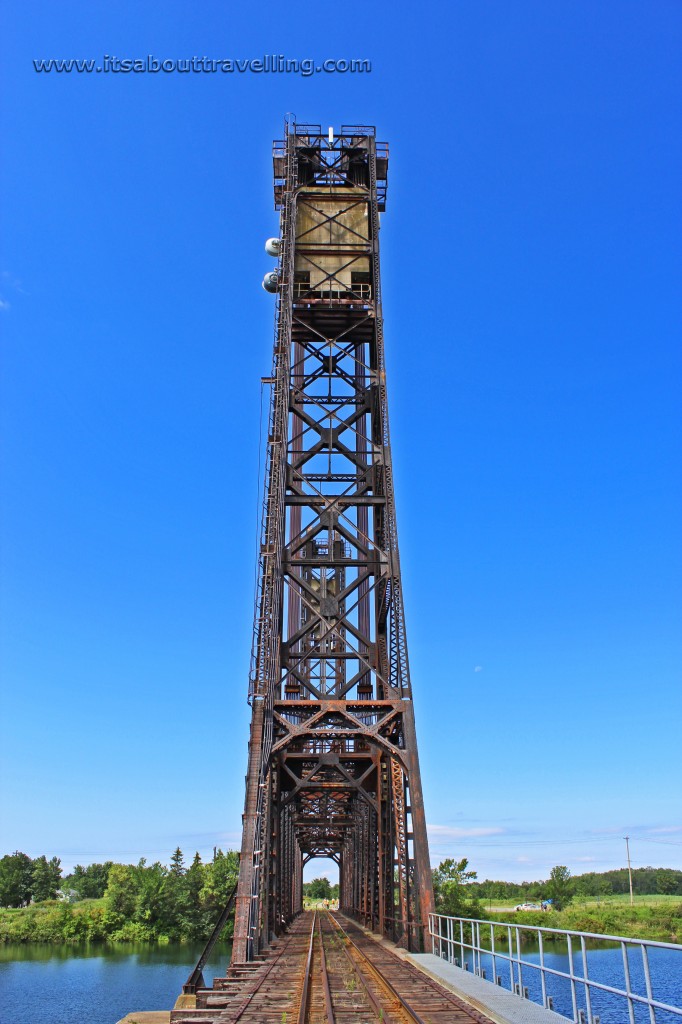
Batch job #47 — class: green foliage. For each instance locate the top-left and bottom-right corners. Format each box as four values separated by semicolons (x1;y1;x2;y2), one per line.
0;853;35;908
169;847;185;877
104;864;138;931
200;849;239;939
304;877;333;900
471;866;682;905
31;857;62;903
488;900;682;943
0;847;241;944
656;869;679;895
432;858;482;918
546;865;574;911
63;862;113;899
0;900;109;943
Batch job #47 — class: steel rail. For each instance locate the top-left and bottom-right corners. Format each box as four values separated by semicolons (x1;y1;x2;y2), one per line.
317;913;336;1024
324;912;429;1024
297;911;318;1024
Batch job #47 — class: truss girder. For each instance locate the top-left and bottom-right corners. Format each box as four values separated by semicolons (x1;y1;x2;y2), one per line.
233;123;433;964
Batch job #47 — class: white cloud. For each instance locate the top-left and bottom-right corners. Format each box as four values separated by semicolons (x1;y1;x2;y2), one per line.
0;271;26;293
0;299;10;312
474;666;482;672
428;824;505;839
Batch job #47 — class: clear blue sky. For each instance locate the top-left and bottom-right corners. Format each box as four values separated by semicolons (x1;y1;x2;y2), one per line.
1;1;680;886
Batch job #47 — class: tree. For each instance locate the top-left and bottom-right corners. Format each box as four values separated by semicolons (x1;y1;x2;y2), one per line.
66;862;113;899
169;847;185;876
200;849;240;939
31;856;62;902
432;858;480;917
656;869;679;895
183;852;208;940
136;861;169;938
0;852;34;907
306;877;332;900
103;864;138;930
546;865;574;910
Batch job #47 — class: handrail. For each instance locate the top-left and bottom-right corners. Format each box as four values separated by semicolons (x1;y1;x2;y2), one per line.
182;883;238;994
428;913;682;1024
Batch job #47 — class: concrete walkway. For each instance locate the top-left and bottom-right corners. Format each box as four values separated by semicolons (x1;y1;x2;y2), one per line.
405;953;569;1024
116;1013;170;1024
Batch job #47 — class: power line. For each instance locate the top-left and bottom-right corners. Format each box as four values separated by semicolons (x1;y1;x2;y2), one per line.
429;834;682;849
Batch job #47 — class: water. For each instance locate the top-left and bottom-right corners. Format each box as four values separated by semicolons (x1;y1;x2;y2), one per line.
0;942;231;1024
459;942;682;1023
1;940;681;1024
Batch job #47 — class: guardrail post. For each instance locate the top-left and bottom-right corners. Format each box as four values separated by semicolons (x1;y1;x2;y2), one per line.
567;934;578;1023
491;922;497;987
621;941;636;1024
641;944;656;1024
507;924;514;992
580;934;593;1024
515;924;523;998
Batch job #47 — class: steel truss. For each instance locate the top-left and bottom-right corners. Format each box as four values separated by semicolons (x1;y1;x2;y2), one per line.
232;120;433;964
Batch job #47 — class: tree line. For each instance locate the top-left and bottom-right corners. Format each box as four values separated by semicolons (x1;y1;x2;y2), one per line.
0;848;239;944
467;866;682;901
2;848;680;945
433;859;578;914
432;859;682;919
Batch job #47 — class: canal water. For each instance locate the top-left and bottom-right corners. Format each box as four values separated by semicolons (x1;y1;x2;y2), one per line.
1;940;681;1024
460;941;681;1024
0;942;231;1024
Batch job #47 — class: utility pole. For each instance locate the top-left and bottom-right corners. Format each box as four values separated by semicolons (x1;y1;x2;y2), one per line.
624;835;634;905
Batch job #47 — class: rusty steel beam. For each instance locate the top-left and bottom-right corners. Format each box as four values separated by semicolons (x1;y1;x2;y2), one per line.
233;120;433;964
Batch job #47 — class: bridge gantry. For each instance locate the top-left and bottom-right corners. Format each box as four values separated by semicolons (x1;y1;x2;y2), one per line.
232;120;434;963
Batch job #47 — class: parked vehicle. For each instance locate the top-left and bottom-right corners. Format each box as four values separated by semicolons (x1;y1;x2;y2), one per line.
515;902;542;911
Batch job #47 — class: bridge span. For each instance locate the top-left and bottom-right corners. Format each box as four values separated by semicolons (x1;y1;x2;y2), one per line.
169;910;498;1024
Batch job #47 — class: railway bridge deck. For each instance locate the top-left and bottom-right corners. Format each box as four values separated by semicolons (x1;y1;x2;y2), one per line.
169;911;498;1024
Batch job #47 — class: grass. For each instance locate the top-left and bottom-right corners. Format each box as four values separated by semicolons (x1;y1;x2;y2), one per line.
479;900;682;943
485;894;681;911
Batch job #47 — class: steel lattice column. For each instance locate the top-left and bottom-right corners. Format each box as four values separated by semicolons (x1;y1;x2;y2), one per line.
232;121;433;964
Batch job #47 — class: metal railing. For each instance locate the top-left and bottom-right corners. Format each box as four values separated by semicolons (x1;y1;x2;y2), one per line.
428;913;682;1024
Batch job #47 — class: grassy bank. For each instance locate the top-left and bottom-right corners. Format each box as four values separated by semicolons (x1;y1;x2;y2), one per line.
0;899;110;944
486;894;682;911
3;895;681;946
0;898;232;946
483;900;682;943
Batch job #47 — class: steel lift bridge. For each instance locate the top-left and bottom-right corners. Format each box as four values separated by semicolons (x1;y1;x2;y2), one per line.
232;121;434;965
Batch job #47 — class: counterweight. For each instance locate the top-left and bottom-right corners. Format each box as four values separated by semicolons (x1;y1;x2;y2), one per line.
232;121;434;963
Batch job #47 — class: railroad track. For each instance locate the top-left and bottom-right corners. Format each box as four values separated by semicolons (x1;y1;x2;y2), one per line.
297;910;493;1024
171;910;494;1024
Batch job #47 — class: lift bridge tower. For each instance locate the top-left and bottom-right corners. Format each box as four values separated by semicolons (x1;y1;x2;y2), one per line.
232;121;434;963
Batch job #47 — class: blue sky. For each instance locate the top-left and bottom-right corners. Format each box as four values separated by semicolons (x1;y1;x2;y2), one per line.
1;1;680;885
